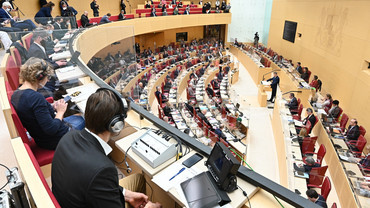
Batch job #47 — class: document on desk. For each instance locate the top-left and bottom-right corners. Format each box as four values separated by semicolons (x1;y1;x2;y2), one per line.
152;163;201;192
317;109;327;116
261;81;270;86
294;120;304;127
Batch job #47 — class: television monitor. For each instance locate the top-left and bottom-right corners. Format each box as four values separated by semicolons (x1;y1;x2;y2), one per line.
282;20;297;43
176;32;188;42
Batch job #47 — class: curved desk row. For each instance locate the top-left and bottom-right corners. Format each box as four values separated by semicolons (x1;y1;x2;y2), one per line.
0;14;319;208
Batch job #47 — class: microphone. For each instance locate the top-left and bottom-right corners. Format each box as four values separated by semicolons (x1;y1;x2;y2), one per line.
262;69;281;81
282;90;302;95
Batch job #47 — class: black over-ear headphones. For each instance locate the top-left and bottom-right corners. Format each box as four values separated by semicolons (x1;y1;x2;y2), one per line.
96;87;129;133
35;60;48;81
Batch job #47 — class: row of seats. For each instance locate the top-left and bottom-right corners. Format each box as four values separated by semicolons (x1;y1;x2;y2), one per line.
76;14;135;28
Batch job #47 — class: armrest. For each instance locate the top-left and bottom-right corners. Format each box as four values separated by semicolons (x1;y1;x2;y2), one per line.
307;184;321;189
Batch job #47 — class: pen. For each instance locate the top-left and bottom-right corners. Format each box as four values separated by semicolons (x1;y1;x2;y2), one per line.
169;167;186;181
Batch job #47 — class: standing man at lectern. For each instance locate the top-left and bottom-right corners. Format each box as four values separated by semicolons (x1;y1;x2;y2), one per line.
267;72;279;103
52;88;161;208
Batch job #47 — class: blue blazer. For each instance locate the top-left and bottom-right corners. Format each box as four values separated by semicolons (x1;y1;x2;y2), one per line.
35;7;52;18
0;8;11;23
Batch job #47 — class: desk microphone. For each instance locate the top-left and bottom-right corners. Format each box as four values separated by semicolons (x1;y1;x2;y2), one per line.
282;90;302;95
261;69;281;80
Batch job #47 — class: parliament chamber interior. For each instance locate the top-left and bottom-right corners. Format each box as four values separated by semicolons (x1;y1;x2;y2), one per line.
0;0;369;207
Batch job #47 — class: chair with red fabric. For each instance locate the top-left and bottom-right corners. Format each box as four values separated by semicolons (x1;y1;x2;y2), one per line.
227;115;237;129
22;33;33;50
308;176;331;201
301;136;317;155
5;56;20;91
221;107;227;119
291;104;303;119
307;166;328;186
158;106;163;119
209;131;219;143
10;105;55;167
359;126;366;136
346;135;367;157
303;144;326;166
202;120;211;131
339;113;349;131
24;143;61;208
10;46;22;66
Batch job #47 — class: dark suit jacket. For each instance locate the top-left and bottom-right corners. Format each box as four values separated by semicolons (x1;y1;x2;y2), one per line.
198;112;211;127
287;97;298;110
206;87;214;97
53;22;67;40
81;14;92;27
315;195;328;208
346;125;360;140
118;13;126;20
267;76;280;89
303;114;316;133
52;129;125;208
28;43;59;69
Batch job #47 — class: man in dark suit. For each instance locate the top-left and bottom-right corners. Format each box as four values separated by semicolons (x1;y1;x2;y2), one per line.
286;93;298;110
328;100;340;120
296;62;303;74
28;31;66;69
155;86;167;103
198;109;212;127
52;88;161;208
118;9;126;20
0;2;36;31
306;189;328;208
267;72;280;102
206;83;214;97
81;11;93;27
53;16;68;39
345;119;360;140
90;0;99;17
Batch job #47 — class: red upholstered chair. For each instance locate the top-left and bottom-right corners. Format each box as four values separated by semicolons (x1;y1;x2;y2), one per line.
359;126;366;136
308;176;331;201
227;115;237;129
339;113;349;131
10;46;22;66
158;106;163;119
76;19;81;27
203;125;209;138
347;135;367;157
11;105;55;167
22;33;33;50
301;136;317;155
202;120;211;131
5;56;20;91
24;143;61;208
303;144;326;167
307;166;328;186
209;131;219;143
221;107;227;119
291;104;303;119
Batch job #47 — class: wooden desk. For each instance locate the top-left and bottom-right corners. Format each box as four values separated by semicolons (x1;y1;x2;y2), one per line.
0;76;17;138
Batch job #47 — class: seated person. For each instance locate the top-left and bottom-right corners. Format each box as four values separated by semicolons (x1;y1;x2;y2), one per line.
344;119;360;141
163;102;172;117
11;58;85;150
328;100;341;120
309;75;319;90
0;2;37;31
163;77;173;92
286;93;298;110
118;10;126;20
306;189;328;208
52;88;161;208
295;157;320;173
198;109;212;127
211;77;220;90
145;1;151;8
133;82;144;100
187;83;195;97
81;11;93;27
314;93;332;110
214;124;226;140
295;62;303;74
206;83;214;97
155;86;167;103
150;8;156;17
99;13;111;24
28;30;67;70
185;100;195;114
299;108;316;134
301;67;310;83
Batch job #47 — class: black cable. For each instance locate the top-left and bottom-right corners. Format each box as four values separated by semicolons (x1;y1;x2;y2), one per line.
0;164;12;191
237;185;251;208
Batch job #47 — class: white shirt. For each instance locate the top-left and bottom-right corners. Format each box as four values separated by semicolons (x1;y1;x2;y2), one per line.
84;128;126;196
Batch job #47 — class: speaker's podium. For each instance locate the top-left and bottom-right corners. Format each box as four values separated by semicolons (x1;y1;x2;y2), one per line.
258;81;272;107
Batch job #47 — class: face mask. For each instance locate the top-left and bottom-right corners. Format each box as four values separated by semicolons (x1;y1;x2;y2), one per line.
63;7;67;10
6;8;10;12
47;30;53;34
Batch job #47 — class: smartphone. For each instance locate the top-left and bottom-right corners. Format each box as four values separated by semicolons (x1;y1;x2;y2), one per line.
182;153;203;168
64;95;71;102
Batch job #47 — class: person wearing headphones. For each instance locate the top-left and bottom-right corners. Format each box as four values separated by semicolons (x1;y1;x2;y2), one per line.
52;88;161;208
11;58;85;150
